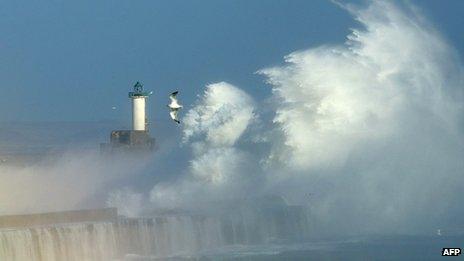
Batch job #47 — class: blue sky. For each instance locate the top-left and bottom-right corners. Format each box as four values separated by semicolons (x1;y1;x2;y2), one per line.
0;0;462;126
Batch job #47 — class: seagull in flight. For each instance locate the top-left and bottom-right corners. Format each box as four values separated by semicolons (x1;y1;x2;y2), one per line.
168;91;182;124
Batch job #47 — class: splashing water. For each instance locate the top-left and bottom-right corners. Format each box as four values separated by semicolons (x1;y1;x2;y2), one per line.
1;1;464;260
151;0;464;235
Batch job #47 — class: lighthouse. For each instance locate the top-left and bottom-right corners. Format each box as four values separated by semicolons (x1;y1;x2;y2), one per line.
129;81;152;131
101;81;155;153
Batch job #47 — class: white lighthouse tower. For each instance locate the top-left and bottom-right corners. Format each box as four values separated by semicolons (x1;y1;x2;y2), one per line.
129;82;152;131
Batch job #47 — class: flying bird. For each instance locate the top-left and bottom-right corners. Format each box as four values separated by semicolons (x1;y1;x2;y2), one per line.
168;91;182;124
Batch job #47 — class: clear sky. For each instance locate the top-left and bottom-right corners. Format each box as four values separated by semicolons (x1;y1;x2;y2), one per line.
0;0;462;125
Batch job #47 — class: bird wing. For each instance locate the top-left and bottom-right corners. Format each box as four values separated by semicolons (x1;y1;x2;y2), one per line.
169;91;183;109
169;91;179;102
169;110;178;120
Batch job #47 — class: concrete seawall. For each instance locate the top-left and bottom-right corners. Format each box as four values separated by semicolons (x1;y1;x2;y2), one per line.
0;205;312;260
0;208;117;229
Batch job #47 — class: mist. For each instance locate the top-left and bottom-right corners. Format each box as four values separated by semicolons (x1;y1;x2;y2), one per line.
147;0;464;236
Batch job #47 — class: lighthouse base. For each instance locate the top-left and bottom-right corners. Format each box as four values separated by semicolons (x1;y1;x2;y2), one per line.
100;130;155;153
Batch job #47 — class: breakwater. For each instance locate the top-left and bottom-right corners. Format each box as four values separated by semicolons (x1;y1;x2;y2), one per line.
0;205;310;260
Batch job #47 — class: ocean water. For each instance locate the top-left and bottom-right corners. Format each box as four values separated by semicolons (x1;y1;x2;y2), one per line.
122;235;464;260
